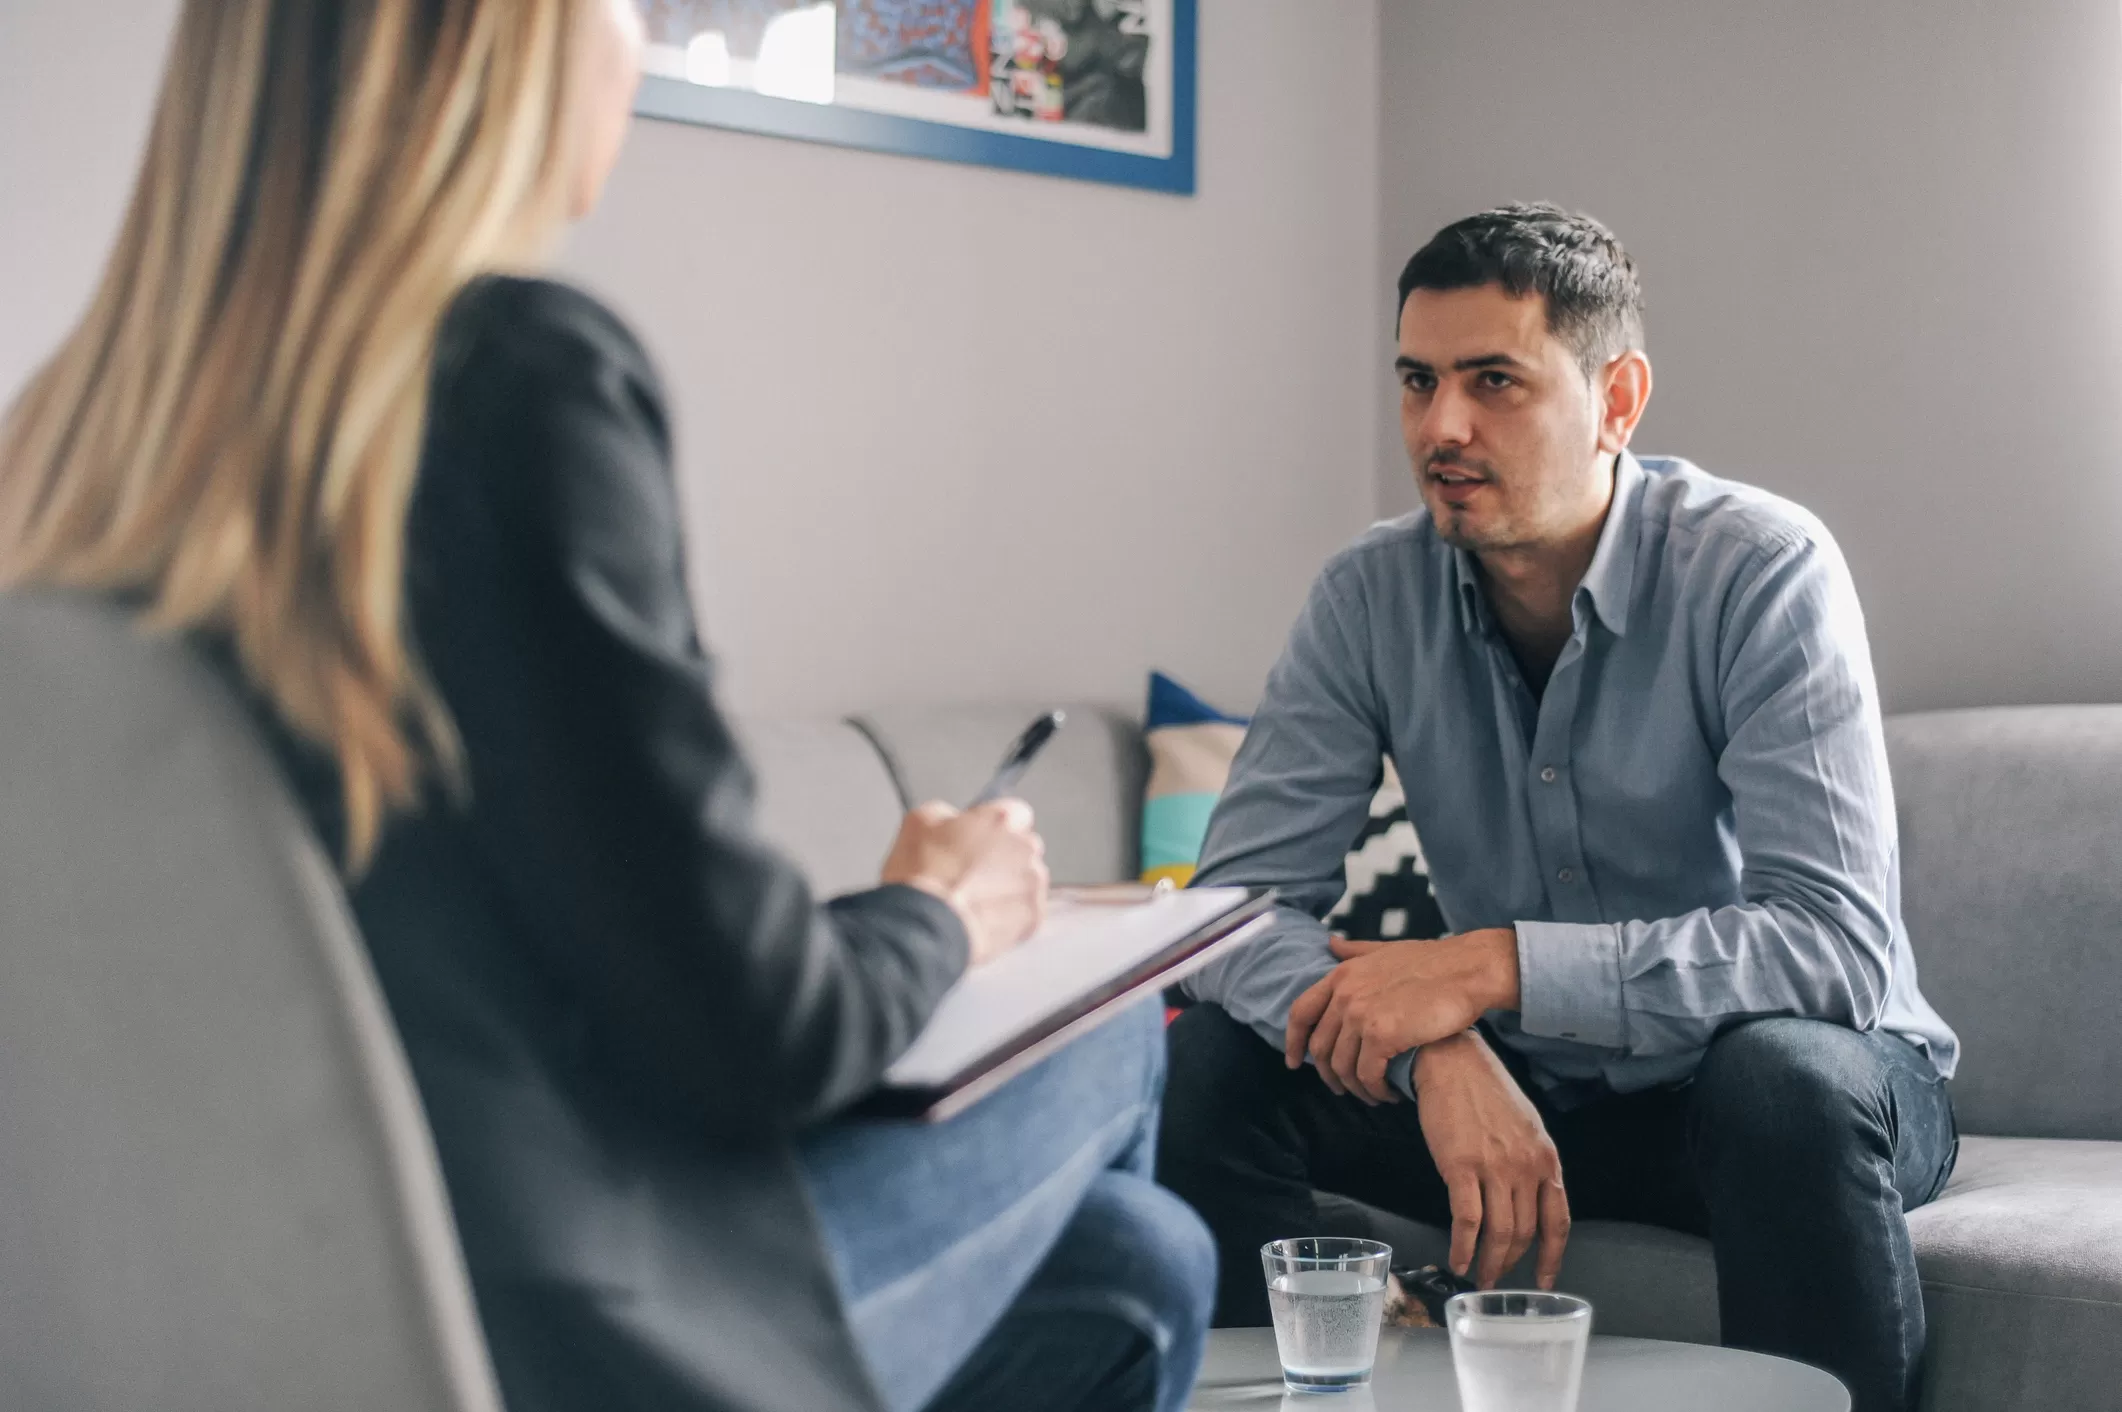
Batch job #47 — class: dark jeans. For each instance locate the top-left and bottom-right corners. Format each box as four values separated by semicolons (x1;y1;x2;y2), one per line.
1158;1007;1957;1412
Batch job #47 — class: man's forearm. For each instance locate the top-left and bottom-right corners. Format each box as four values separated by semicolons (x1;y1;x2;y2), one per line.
1516;897;1892;1057
1182;905;1338;1047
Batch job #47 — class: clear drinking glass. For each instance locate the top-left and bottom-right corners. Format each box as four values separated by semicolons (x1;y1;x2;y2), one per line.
1445;1290;1593;1412
1260;1237;1392;1394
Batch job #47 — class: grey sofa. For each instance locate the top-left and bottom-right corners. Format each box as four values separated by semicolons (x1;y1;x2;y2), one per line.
742;701;2122;1412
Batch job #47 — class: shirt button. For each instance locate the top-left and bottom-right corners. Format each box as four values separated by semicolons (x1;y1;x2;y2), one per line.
1540;767;1557;783
1557;868;1575;883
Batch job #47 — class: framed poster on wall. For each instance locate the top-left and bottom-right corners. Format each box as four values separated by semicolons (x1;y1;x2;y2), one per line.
633;1;1197;194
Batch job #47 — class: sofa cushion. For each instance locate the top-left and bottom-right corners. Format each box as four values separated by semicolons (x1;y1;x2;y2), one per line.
1318;1133;2122;1410
1909;1135;2122;1411
1886;707;2122;1140
1909;1135;2122;1304
853;705;1146;886
734;718;908;898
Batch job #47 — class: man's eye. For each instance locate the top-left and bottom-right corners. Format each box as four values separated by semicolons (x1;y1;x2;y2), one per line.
1402;373;1435;392
1478;371;1514;390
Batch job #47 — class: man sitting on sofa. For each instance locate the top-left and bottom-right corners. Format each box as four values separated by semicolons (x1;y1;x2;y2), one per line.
1158;203;1960;1412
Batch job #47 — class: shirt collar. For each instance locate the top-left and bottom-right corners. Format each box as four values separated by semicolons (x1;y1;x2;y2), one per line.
1451;451;1645;640
1576;451;1644;638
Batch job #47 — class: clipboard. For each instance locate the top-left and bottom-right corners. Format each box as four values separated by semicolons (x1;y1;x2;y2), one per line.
857;885;1276;1122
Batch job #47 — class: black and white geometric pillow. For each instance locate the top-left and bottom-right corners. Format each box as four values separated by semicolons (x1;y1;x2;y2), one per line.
1330;761;1447;941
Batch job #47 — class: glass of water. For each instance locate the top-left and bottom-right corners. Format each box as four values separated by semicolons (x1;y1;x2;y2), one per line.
1260;1237;1391;1394
1446;1290;1593;1412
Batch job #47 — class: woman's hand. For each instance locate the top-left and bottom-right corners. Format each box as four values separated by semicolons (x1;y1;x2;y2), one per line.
881;800;1050;965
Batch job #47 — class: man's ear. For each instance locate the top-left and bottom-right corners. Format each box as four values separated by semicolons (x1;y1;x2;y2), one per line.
1597;349;1653;454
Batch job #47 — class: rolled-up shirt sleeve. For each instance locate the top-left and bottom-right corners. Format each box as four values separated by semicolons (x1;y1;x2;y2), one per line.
1182;566;1386;1051
1514;531;1898;1057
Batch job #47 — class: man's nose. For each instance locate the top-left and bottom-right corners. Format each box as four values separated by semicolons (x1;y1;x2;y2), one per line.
1419;382;1475;449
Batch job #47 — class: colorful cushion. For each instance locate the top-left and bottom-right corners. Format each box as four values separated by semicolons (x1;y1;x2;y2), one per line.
1140;672;1249;889
1140;672;1444;938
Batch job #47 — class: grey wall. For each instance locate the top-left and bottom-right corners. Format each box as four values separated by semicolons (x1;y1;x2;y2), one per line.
1379;0;2122;712
560;1;1381;715
0;0;1383;719
0;2;180;404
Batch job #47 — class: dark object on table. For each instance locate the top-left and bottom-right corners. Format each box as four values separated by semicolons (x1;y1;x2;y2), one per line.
1390;1264;1477;1327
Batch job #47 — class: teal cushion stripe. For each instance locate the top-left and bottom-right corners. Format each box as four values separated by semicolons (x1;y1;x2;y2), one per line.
1142;791;1221;871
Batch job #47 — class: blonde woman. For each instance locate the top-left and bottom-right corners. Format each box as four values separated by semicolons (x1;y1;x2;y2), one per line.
0;3;1213;1411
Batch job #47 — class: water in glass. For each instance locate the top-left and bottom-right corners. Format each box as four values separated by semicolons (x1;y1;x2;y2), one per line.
1451;1318;1585;1411
1266;1267;1387;1392
1447;1292;1591;1412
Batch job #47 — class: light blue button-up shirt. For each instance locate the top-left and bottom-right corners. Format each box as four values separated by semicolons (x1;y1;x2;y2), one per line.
1184;453;1958;1103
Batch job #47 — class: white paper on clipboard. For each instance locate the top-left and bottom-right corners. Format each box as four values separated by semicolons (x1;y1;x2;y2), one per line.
882;886;1260;1090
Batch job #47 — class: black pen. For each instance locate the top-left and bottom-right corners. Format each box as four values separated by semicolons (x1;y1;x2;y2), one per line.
970;710;1067;806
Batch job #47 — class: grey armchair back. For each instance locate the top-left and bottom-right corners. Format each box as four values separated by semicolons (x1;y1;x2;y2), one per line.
0;592;502;1412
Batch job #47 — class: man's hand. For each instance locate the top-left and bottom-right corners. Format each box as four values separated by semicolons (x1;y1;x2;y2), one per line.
1415;1031;1570;1290
1284;929;1522;1103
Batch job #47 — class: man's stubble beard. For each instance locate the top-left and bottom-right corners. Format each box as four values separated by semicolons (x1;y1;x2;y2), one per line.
1427;498;1525;555
1433;508;1476;550
1418;449;1524;554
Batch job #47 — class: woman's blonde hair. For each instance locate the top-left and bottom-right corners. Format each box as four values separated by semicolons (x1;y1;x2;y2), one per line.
0;0;588;870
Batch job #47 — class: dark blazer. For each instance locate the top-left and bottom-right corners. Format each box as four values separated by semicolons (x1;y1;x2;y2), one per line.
263;277;966;1412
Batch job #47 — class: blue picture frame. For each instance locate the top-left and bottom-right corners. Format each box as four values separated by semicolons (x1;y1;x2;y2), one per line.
633;0;1197;195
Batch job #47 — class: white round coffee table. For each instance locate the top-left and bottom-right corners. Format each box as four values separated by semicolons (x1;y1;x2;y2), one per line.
1186;1327;1849;1410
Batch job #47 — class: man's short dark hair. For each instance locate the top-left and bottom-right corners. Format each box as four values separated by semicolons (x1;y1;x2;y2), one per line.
1396;203;1644;380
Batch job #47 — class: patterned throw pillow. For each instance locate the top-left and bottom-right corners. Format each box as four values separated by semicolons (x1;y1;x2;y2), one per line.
1139;672;1444;938
1331;760;1447;941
